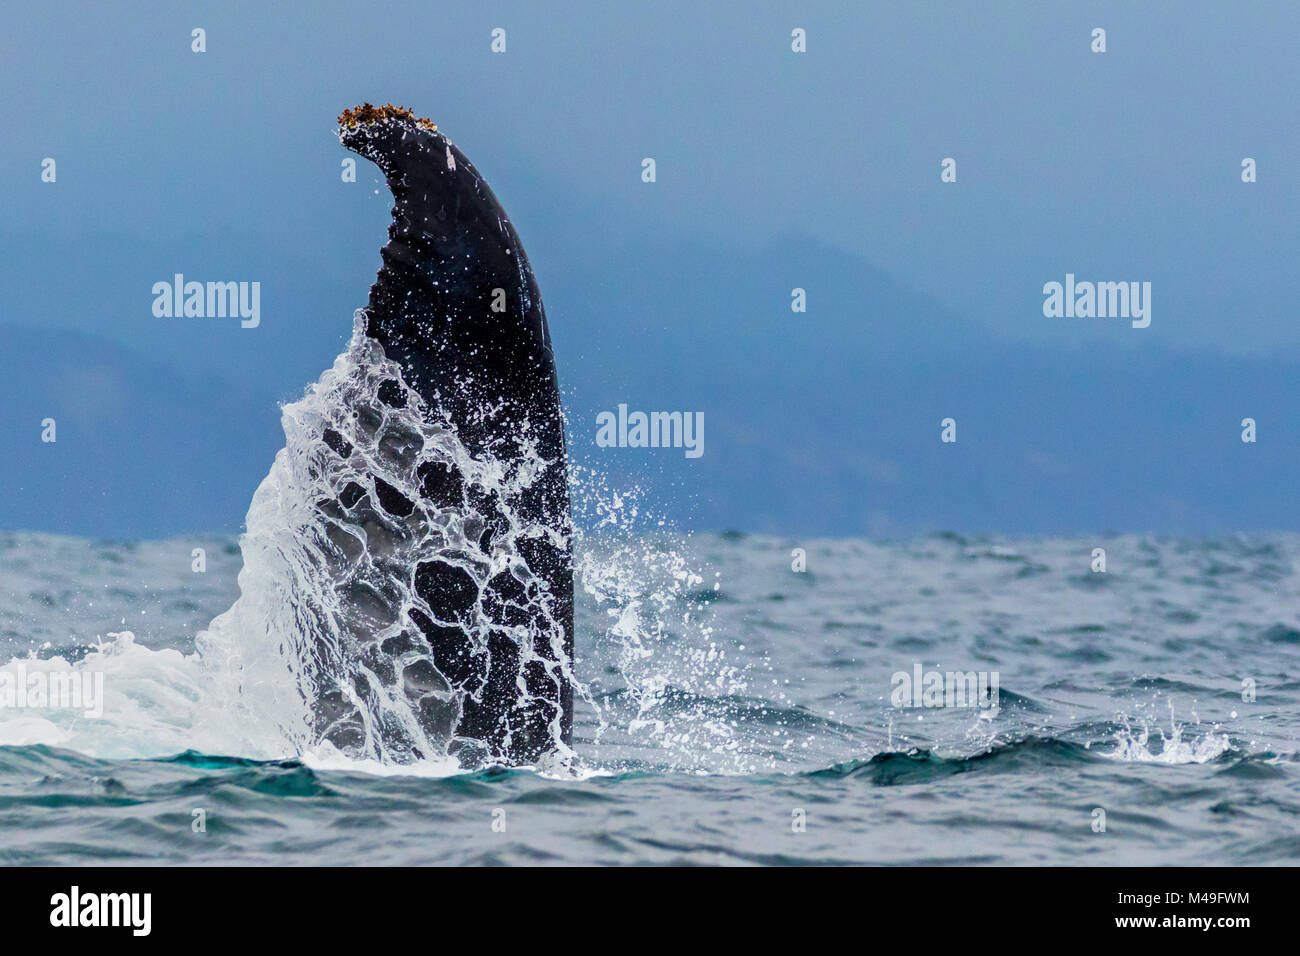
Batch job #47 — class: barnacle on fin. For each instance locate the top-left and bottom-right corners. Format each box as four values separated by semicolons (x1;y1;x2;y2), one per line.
338;102;437;132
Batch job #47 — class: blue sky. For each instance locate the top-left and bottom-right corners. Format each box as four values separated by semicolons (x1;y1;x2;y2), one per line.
2;1;1298;538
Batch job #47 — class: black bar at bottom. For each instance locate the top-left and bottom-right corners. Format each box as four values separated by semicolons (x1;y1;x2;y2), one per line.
0;866;1273;940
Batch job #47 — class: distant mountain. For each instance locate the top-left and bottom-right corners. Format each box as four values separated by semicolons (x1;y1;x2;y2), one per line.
2;233;1297;539
547;234;1300;537
0;325;281;538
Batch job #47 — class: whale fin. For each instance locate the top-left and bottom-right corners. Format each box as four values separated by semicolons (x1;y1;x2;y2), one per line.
317;104;575;765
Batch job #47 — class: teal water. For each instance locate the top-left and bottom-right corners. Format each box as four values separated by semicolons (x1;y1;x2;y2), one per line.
1;531;1298;865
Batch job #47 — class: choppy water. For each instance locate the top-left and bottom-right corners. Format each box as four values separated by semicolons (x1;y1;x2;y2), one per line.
2;528;1297;865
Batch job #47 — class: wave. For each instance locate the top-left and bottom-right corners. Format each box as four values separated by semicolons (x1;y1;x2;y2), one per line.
806;721;1240;785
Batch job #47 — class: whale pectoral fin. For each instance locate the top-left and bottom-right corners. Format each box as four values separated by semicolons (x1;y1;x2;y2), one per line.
453;629;564;762
318;103;574;766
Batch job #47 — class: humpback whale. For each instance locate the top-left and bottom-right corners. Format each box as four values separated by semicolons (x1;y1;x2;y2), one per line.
201;103;574;768
198;103;573;767
309;102;574;764
311;103;574;766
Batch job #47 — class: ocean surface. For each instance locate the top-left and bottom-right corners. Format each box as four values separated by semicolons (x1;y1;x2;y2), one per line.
1;528;1298;865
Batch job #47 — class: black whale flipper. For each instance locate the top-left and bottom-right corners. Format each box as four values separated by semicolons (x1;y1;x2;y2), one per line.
333;103;573;764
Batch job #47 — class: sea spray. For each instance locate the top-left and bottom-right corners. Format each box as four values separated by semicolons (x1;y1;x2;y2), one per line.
0;327;752;772
191;316;749;772
568;467;759;774
195;315;581;766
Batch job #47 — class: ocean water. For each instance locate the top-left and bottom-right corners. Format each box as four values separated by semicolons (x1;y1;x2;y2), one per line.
1;527;1297;865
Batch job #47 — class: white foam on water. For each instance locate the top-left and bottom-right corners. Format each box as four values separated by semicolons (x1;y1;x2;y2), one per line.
0;631;259;760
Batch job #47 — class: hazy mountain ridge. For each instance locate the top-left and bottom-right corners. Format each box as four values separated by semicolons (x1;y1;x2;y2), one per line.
4;234;1294;537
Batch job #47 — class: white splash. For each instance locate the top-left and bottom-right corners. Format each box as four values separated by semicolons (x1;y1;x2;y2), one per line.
1106;704;1231;765
0;319;747;776
195;313;578;765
